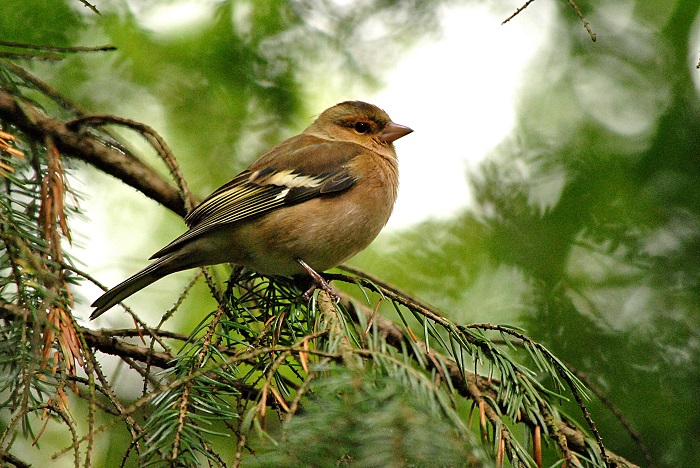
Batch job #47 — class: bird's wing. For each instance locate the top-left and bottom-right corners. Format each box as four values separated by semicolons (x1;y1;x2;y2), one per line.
149;139;362;260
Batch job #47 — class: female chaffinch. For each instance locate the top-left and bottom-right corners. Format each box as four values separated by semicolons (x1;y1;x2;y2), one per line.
90;101;412;319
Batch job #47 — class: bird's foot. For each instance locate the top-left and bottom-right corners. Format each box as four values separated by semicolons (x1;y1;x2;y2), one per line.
296;259;339;303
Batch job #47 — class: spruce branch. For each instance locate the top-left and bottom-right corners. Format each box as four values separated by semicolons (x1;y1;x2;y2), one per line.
342;291;638;467
0;90;188;217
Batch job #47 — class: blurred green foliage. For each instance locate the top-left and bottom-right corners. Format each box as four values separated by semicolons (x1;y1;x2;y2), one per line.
1;0;699;466
359;1;700;466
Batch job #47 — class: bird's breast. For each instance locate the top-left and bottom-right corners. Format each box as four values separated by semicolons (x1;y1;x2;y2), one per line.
235;156;398;275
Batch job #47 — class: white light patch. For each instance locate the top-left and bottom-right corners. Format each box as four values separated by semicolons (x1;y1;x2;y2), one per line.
133;0;216;35
372;3;556;229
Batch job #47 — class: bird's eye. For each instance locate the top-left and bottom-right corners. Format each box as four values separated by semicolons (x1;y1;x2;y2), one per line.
354;121;371;134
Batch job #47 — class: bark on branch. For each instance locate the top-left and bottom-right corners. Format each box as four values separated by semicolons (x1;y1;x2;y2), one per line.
0;91;187;217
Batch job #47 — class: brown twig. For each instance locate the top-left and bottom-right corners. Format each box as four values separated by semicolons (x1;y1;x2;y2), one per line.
0;42;115;53
82;327;173;367
1;61;87;114
66;115;196;212
566;0;597;42
569;367;653;466
0;91;188;217
502;0;536;25
76;0;101;15
0;450;31;468
501;0;596;42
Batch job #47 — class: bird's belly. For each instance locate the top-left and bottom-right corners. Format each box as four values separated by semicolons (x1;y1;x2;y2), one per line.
234;195;392;276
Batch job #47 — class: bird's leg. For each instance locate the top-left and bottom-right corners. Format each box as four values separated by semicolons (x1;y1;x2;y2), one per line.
296;259;339;302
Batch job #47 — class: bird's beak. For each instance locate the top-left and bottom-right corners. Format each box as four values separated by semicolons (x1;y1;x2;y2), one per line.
379;122;413;143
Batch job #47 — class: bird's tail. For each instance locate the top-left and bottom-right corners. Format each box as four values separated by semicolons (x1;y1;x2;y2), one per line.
90;255;180;320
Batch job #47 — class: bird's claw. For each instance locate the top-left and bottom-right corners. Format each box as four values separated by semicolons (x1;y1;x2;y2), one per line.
301;282;340;303
296;259;339;303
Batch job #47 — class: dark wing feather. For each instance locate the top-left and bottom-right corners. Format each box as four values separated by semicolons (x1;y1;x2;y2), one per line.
149;139;363;260
183;172;255;227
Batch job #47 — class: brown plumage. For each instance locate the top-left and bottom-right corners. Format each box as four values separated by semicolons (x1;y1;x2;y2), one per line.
90;101;412;319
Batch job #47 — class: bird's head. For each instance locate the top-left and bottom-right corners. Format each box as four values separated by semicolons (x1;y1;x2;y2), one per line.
306;101;413;157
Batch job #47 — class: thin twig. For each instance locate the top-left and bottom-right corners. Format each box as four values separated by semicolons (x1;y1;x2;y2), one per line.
569;367;653;466
0;42;115;53
0;91;189;216
566;0;597;42
66;115;195;212
0;450;31;468
502;0;596;42
0;61;87;114
467;323;610;466
76;0;101;15
502;0;537;25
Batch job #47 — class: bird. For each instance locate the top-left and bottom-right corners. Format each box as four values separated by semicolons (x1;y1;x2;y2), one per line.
90;101;412;319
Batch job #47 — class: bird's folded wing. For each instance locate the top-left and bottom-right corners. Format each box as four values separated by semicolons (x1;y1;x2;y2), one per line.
149;140;363;260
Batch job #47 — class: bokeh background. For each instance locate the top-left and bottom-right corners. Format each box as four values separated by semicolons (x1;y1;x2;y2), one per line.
3;0;699;466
